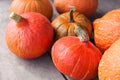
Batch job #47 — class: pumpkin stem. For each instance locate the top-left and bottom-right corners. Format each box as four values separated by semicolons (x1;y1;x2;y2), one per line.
74;25;89;42
10;12;22;22
69;6;75;22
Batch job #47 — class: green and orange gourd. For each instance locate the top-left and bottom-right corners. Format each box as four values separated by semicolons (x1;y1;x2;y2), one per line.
52;7;92;41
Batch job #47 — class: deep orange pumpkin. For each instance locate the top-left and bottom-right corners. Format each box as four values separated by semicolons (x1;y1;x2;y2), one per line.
10;0;53;20
51;26;102;80
98;38;120;80
5;12;54;59
52;7;92;41
54;0;98;17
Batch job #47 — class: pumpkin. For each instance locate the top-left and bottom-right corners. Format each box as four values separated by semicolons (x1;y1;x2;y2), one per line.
5;12;54;59
9;0;53;20
93;8;120;52
51;26;102;80
54;0;98;17
98;38;120;80
52;7;92;41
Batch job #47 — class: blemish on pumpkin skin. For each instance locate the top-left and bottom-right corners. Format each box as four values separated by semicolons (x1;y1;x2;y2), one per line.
99;71;102;75
104;70;109;73
99;63;103;67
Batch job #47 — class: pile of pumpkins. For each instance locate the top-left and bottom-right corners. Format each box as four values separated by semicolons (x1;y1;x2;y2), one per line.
5;0;120;80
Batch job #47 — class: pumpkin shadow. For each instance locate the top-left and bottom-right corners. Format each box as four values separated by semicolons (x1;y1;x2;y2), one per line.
89;10;105;44
90;10;105;22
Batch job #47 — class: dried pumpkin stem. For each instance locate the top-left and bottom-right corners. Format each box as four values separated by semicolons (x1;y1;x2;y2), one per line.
74;25;89;42
10;12;22;22
69;6;75;22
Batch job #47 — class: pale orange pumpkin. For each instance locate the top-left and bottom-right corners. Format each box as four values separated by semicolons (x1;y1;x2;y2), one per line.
98;38;120;80
54;0;98;17
10;0;53;20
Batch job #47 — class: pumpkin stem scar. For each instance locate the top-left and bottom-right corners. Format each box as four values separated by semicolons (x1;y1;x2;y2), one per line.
74;25;89;42
10;12;22;22
69;6;76;23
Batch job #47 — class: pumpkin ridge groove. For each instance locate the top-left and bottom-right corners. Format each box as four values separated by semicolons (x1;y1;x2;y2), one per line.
69;54;81;77
55;23;66;30
81;48;91;80
20;1;26;14
75;13;81;19
67;24;71;36
18;30;24;55
30;0;35;11
69;44;82;78
23;1;29;13
56;43;80;75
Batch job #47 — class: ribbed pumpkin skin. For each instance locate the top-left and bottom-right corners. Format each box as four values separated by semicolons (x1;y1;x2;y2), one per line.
52;11;92;40
54;0;98;17
98;38;120;80
52;36;102;80
10;0;53;20
5;12;54;59
93;8;120;52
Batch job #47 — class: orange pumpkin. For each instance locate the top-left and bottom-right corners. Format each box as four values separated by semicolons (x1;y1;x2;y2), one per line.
52;7;92;41
5;12;54;59
93;8;120;52
10;0;53;20
54;0;98;17
98;38;120;80
52;26;102;80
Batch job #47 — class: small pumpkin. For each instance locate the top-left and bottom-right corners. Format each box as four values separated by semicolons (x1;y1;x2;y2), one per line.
52;7;92;41
51;26;102;80
9;0;53;20
93;8;120;52
98;38;120;80
5;12;54;59
54;0;98;17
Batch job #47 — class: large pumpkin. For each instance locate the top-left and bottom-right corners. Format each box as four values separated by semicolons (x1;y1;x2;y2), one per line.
54;0;98;17
52;7;92;41
10;0;53;20
98;38;120;80
51;26;102;80
93;8;120;52
5;12;54;59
